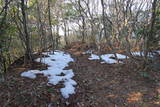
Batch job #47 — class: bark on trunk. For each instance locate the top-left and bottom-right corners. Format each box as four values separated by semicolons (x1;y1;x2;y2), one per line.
21;0;32;61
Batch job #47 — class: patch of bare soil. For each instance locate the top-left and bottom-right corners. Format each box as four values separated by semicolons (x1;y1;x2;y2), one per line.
66;52;160;107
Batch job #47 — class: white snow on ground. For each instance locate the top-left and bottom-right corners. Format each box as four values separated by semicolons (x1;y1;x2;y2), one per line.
21;70;37;79
101;54;118;64
131;51;155;57
131;51;143;56
114;53;128;59
21;51;77;99
157;51;160;54
82;50;92;55
88;53;128;64
88;50;160;64
88;54;100;60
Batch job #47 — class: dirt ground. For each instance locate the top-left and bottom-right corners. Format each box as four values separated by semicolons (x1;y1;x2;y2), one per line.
1;44;160;107
67;53;160;107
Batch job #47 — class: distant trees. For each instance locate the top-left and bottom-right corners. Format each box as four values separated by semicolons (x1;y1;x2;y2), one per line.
0;0;159;73
69;0;86;43
67;0;160;61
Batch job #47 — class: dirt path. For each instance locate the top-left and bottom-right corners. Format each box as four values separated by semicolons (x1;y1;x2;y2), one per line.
67;53;160;107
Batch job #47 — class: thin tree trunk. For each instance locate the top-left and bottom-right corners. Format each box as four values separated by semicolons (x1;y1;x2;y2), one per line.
36;0;45;52
56;24;59;49
101;0;118;62
48;0;55;53
0;0;8;82
144;0;157;58
82;16;85;43
64;21;68;46
0;0;8;28
21;0;32;61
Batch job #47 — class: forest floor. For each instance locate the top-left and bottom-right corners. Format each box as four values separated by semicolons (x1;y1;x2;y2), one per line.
1;42;160;107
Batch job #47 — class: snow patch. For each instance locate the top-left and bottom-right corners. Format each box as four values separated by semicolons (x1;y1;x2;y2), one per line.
61;79;77;98
88;50;160;64
88;54;100;60
131;52;143;56
114;53;128;59
21;51;76;99
131;51;154;57
88;53;127;64
101;54;118;64
83;50;92;54
21;71;36;79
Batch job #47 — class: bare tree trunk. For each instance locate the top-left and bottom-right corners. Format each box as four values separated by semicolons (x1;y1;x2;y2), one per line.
101;0;107;41
144;0;157;59
36;0;45;52
56;24;59;49
64;20;68;46
82;16;85;43
21;0;32;61
0;0;10;82
101;0;118;62
0;0;6;27
0;52;5;82
48;0;55;53
77;0;85;43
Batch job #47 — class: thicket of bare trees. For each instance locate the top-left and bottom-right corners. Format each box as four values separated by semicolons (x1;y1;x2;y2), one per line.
0;0;159;75
69;0;160;60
